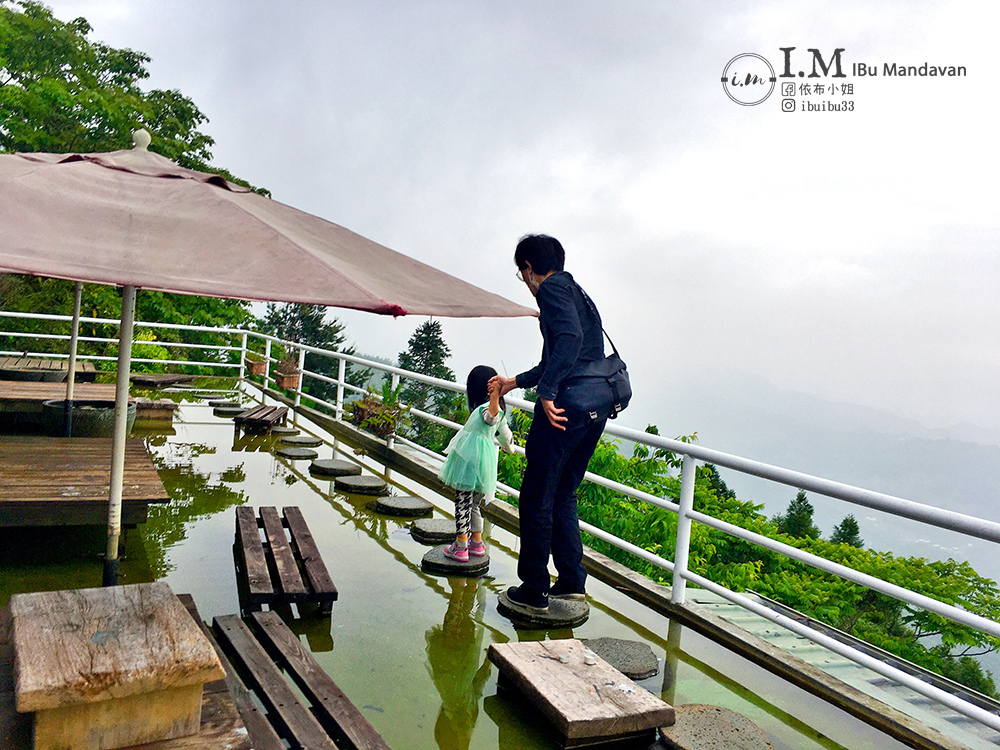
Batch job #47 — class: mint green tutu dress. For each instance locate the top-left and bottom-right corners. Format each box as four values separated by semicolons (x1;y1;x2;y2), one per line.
438;405;510;499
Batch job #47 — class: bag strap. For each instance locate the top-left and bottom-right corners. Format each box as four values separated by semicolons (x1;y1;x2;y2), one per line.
575;283;620;357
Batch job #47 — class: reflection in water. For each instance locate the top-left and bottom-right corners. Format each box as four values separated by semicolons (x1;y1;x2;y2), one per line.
426;577;492;750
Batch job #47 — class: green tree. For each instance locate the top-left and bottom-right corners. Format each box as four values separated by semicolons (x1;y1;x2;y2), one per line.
773;489;821;539
831;514;864;548
396;320;462;452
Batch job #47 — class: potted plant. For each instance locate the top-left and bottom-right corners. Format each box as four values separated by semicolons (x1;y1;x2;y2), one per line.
245;352;268;376
345;381;408;438
273;353;301;390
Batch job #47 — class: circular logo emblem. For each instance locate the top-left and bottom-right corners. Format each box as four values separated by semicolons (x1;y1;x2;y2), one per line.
722;53;776;106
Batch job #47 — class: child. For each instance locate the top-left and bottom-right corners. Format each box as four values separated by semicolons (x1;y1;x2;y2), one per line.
437;365;513;562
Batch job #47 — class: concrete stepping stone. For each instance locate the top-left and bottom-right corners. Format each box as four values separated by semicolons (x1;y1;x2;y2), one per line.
270;425;299;435
410;518;456;544
658;705;772;749
334;475;389;496
497;589;590;629
280;434;323;447
275;446;319;460
421;545;489;577
309;459;362;477
374;495;433;517
208;399;240;407
213;405;245;417
583;637;659;680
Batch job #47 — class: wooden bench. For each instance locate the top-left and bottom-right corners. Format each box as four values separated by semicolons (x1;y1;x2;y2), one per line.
213;610;391;750
235;506;337;614
234;403;289;433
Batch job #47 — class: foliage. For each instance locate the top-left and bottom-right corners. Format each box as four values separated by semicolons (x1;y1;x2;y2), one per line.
773;489;821;539
345;380;408;438
831;514;864;548
396;320;461;452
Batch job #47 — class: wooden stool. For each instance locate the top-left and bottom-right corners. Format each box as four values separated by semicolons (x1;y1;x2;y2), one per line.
10;582;225;750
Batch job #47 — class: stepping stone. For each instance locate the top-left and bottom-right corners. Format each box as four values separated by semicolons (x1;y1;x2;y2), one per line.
334;475;389;496
270;425;299;435
213;405;245;417
208;399;240;408
497;590;590;629
421;545;489;577
583;637;659;680
275;447;319;460
309;459;362;477
659;705;772;750
374;495;433;517
281;434;323;447
411;518;456;544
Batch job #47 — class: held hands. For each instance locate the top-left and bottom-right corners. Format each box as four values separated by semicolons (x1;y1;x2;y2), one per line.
489;375;517;397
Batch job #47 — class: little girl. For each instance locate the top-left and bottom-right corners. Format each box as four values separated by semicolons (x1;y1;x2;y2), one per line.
438;365;513;562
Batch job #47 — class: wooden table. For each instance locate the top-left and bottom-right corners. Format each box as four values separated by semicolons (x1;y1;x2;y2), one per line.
0;435;169;526
489;639;674;748
0;356;97;382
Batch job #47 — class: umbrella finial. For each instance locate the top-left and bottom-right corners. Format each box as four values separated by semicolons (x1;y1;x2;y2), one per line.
131;129;152;151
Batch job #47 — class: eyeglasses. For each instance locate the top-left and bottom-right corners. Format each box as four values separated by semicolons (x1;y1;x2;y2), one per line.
516;269;528;282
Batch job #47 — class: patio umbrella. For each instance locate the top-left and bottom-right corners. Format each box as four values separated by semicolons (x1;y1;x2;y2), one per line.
0;131;535;584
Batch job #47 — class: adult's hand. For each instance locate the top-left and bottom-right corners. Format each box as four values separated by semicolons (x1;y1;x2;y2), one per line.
490;375;517;397
540;397;567;431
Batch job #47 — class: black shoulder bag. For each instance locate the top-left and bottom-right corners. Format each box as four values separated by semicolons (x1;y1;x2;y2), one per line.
558;284;632;422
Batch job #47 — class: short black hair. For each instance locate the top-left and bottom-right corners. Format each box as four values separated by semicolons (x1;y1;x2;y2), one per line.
466;365;504;413
514;234;565;275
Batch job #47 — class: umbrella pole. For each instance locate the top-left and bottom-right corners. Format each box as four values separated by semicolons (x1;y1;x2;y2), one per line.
63;281;83;437
103;284;136;587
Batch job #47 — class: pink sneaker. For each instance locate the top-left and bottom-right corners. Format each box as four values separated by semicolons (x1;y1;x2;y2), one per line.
468;541;486;558
443;542;469;562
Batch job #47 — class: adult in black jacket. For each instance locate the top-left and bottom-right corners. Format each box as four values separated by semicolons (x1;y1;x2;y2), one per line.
492;234;606;614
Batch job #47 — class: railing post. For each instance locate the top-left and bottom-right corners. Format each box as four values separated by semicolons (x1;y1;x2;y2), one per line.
238;332;247;380
336;356;346;420
386;372;399;450
263;339;272;402
671;454;697;604
294;346;306;408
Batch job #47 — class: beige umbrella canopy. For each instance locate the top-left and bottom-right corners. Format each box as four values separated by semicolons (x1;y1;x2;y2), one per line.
0;132;533;585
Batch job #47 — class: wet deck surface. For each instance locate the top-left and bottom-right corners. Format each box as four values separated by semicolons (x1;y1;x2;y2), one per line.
0;379;116;404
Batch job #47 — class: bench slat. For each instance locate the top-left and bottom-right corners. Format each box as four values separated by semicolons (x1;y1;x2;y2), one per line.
260;507;307;598
283;507;338;603
213;615;337;750
252;611;390;750
236;506;273;602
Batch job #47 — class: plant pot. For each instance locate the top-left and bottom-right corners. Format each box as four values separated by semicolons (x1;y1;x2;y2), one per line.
42;399;136;437
247;360;267;375
274;371;300;390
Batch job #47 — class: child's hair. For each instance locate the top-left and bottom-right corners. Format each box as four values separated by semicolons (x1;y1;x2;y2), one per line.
466;365;505;413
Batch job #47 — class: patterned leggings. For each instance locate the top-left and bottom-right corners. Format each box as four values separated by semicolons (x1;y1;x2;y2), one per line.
454;489;485;536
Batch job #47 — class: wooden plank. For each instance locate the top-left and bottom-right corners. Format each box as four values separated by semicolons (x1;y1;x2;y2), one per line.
260;506;307;598
488;640;673;743
283;506;338;603
11;582;225;712
0;381;115;402
236;506;273;602
252;610;390;750
213;615;338;750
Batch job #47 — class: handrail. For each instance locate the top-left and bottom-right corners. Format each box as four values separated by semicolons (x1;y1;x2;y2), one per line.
4;309;999;731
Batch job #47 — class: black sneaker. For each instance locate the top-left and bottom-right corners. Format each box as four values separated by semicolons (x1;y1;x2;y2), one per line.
505;585;549;614
549;580;586;601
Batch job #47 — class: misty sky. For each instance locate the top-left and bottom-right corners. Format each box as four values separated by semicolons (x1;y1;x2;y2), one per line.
36;2;1000;540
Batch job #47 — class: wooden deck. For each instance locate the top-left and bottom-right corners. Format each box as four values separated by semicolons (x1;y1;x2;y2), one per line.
0;379;118;406
0;436;169;526
0;356;97;382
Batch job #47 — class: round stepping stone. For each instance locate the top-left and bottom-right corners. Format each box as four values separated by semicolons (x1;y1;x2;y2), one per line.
659;705;773;750
208;399;240;408
309;459;362;477
281;434;323;447
270;425;299;435
421;545;489;577
374;495;433;517
334;475;389;496
497;590;590;629
275;446;319;460
583;637;659;680
213;405;245;417
410;518;456;544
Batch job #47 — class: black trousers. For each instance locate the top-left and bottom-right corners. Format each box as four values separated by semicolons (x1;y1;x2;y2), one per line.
516;401;606;596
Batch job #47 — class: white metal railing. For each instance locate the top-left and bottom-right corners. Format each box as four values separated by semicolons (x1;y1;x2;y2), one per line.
4;310;1000;730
